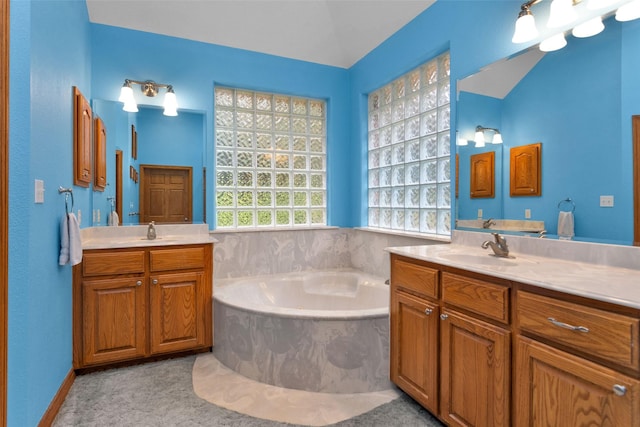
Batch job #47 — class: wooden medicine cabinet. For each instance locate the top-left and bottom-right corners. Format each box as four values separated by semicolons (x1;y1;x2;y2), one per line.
73;87;92;187
470;151;495;198
510;142;541;197
93;117;107;192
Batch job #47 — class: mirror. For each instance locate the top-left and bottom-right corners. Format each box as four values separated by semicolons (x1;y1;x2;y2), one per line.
91;100;206;225
456;16;639;245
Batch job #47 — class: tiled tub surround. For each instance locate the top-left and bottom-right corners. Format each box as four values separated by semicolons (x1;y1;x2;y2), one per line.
390;230;640;309
212;227;445;279
213;270;393;393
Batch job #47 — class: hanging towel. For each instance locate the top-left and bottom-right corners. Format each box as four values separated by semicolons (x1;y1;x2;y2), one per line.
557;211;574;240
108;211;120;226
59;213;83;266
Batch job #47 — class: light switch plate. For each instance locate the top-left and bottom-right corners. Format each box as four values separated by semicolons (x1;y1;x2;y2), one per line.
600;195;614;207
525;209;531;219
34;179;44;203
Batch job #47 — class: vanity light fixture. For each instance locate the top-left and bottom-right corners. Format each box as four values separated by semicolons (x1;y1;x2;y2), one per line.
118;79;179;116
475;126;503;147
512;0;640;51
512;0;541;43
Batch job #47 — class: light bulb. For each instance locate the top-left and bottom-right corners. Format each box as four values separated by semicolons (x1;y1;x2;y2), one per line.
123;100;138;113
572;17;604;38
547;0;577;28
163;90;178;116
540;33;567;52
512;12;538;43
457;137;468;146
474;130;485;148
616;0;640;22
492;132;503;144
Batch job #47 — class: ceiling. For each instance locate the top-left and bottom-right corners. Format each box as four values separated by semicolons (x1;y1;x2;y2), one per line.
86;0;436;69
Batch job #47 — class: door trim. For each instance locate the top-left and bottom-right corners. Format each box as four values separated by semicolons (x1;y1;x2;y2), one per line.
1;0;9;423
115;150;123;224
634;115;640;246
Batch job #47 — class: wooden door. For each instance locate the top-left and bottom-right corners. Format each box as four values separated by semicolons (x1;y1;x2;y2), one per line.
510;142;541;196
82;277;146;365
440;309;510;427
149;271;204;354
140;165;192;224
390;290;440;413
115;150;123;224
515;336;640;427
470;151;495;198
93;117;107;191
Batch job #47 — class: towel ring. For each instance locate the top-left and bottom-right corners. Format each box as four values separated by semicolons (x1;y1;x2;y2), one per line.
58;186;74;214
557;197;575;213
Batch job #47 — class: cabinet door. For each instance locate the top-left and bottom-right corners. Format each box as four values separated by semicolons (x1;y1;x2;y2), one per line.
510;142;541;196
93;116;107;191
149;271;207;354
73;87;92;187
82;277;146;365
515;336;640;427
390;289;439;414
470;151;495;198
440;309;510;427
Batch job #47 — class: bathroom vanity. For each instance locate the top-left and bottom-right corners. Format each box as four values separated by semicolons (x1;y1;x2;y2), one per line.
388;243;640;427
72;225;215;370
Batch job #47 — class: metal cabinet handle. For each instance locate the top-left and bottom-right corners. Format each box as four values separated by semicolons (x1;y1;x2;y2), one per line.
136;280;142;287
424;308;433;315
613;384;627;396
547;317;589;333
152;279;159;285
440;313;448;320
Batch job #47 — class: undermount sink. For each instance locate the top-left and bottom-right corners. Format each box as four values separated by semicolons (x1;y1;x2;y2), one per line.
438;253;532;267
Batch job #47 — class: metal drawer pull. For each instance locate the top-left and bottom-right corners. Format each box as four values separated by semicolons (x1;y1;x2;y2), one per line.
613;384;627;396
547;317;589;333
440;313;448;320
424;308;433;315
152;279;159;285
136;280;142;287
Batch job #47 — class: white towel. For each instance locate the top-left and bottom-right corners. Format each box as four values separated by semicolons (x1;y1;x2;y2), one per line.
59;213;83;266
557;211;574;240
108;211;119;226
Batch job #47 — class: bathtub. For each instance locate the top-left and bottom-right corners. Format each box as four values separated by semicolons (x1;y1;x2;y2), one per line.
213;269;392;393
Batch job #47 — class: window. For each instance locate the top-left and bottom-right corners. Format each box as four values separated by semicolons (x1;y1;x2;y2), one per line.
367;52;451;236
214;88;327;229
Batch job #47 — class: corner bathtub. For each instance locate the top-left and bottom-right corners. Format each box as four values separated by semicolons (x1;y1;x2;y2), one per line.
213;269;392;393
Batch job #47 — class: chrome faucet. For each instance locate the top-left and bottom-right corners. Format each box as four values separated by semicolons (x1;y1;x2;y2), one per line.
481;233;510;257
482;218;496;229
147;221;157;240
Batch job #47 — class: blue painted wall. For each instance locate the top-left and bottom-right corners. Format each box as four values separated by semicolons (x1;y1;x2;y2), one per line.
89;24;352;227
457;92;504;221
8;0;91;425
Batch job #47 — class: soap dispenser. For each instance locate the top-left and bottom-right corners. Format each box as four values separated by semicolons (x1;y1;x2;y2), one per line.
147;221;157;240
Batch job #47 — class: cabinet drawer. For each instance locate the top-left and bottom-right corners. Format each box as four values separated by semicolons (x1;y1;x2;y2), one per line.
392;258;438;299
150;247;205;272
517;291;640;370
442;272;509;324
83;250;145;276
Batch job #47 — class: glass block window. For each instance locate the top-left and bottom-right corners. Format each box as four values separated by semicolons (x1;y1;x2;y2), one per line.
367;52;451;236
214;87;327;228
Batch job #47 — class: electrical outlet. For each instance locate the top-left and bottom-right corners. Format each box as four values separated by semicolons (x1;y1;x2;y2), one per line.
477;208;483;219
525;209;531;219
600;195;614;207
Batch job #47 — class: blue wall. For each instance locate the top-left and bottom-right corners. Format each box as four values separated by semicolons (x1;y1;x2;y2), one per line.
89;24;352;227
9;0;91;425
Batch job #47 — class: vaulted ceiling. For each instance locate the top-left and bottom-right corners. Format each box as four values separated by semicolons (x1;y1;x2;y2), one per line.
86;0;437;69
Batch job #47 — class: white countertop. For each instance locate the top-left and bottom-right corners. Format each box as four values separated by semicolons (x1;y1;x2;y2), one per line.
81;224;217;250
386;244;640;310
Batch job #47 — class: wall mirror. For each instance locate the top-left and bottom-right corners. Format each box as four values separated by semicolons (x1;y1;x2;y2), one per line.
91;99;206;225
456;16;639;245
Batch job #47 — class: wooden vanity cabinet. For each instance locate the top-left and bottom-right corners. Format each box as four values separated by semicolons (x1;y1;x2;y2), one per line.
390;255;511;426
73;244;213;369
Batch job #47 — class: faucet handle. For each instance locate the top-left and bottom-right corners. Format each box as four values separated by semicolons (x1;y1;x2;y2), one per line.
492;232;507;245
